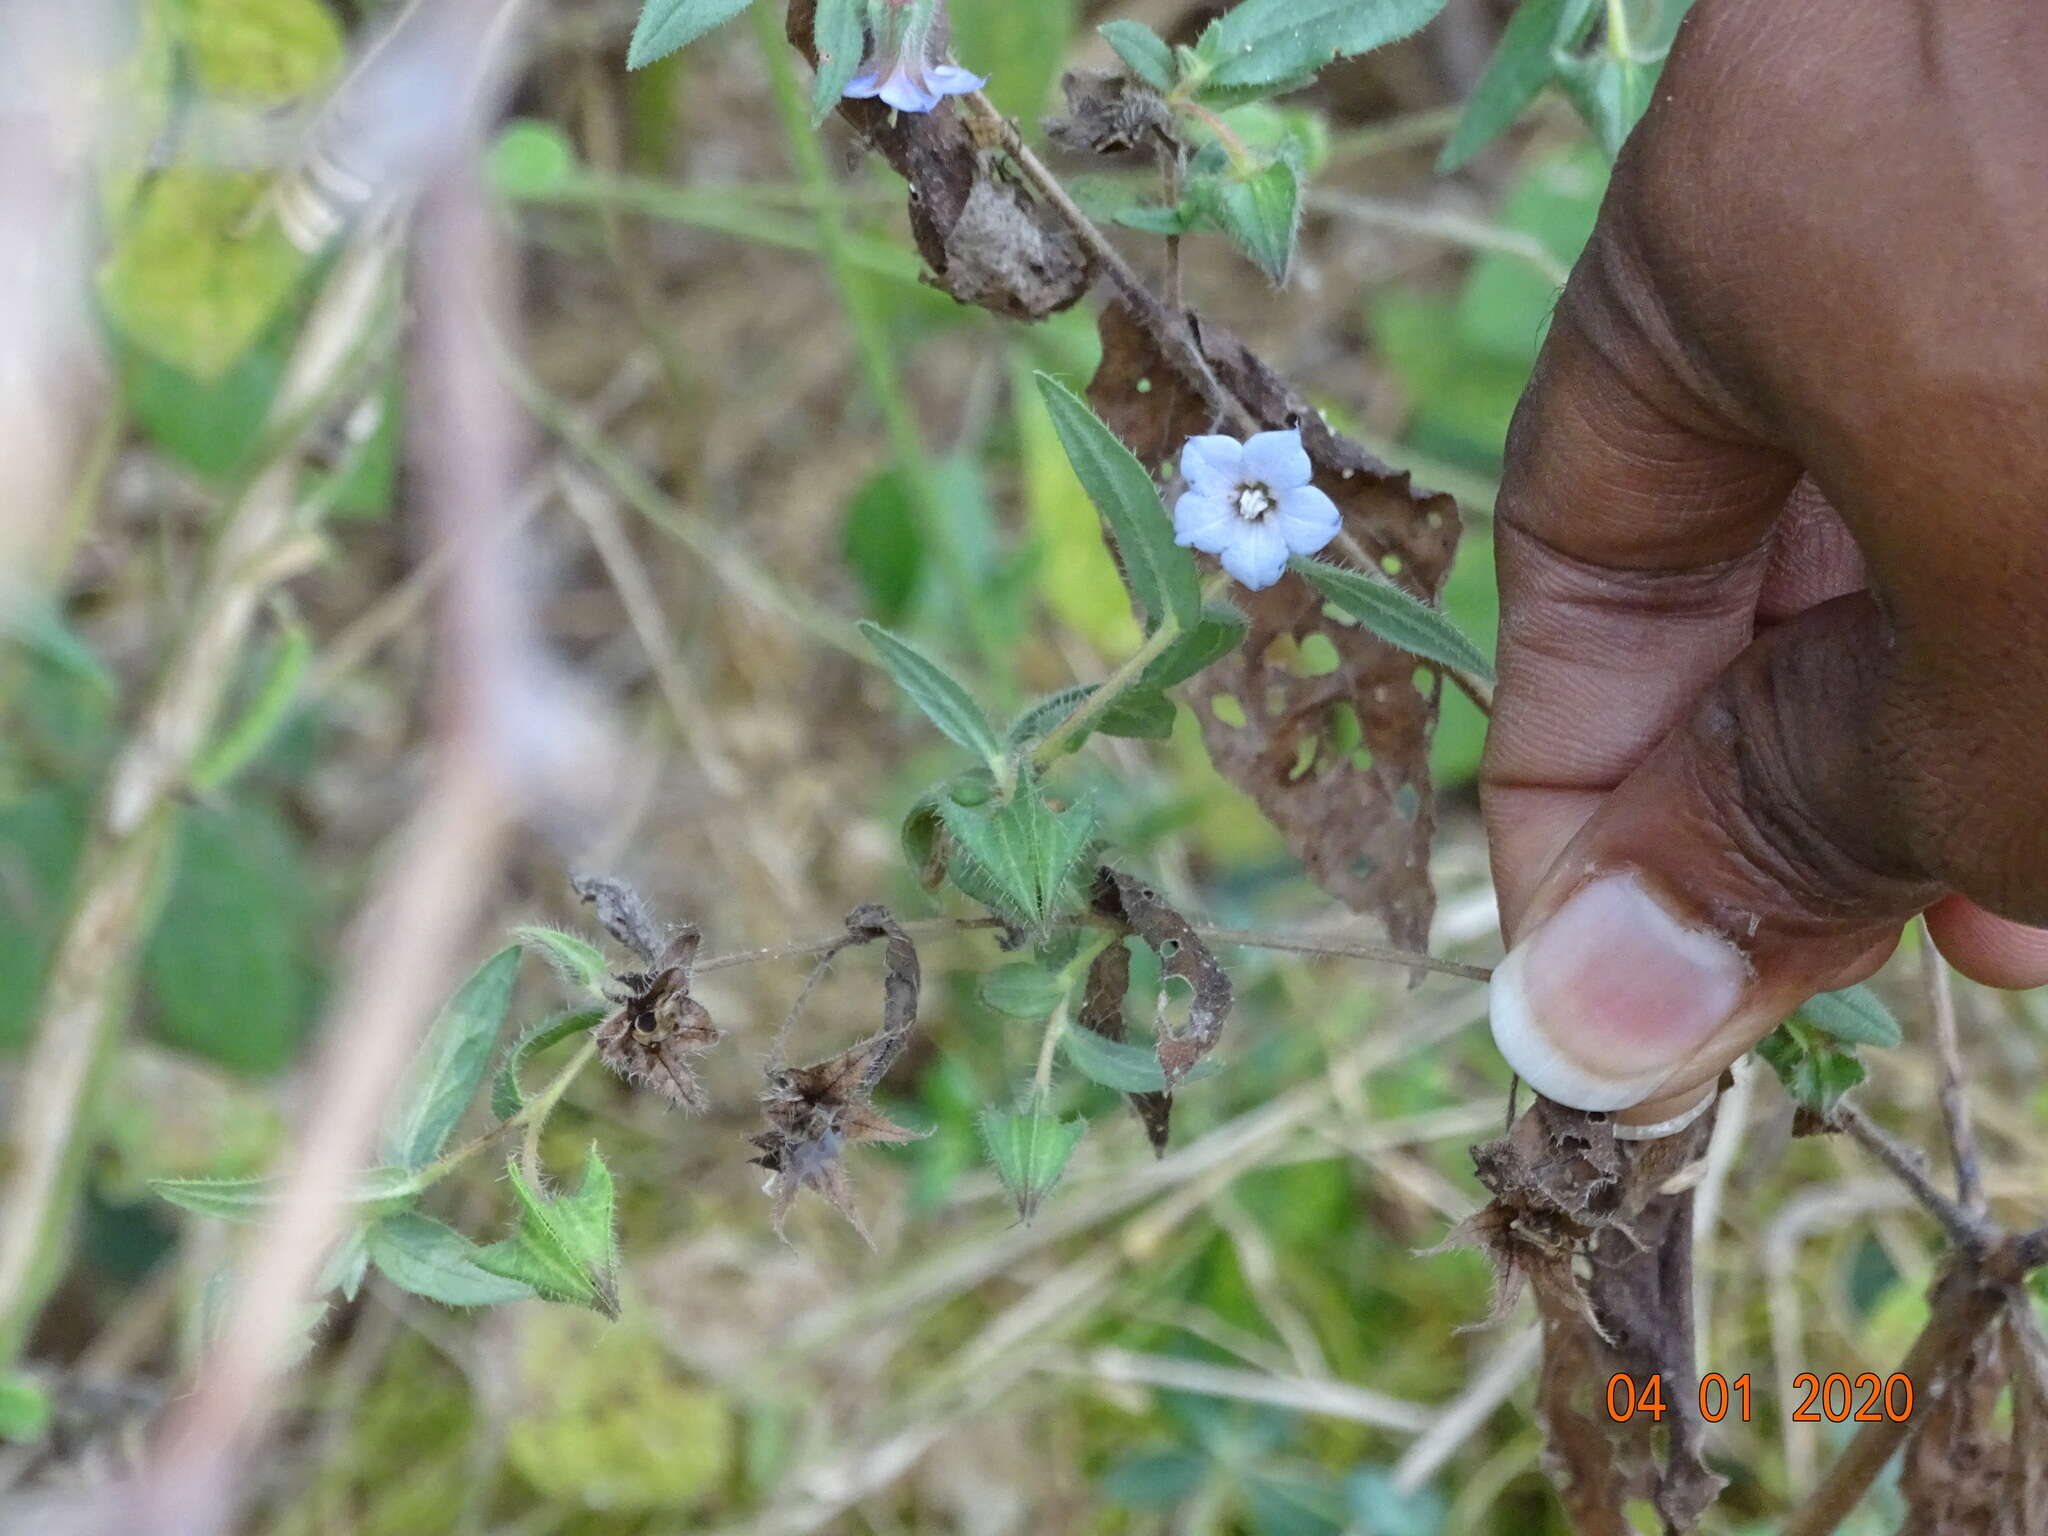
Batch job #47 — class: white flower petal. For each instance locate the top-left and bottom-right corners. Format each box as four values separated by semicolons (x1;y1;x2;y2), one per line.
926;64;986;96
1219;519;1290;590
1271;483;1341;557
876;64;942;113
843;72;883;97
1241;429;1312;491
1173;489;1238;554
1179;435;1244;495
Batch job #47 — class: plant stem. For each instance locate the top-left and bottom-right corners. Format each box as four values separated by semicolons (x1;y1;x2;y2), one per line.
1032;607;1188;765
520;1039;599;1186
1032;1000;1070;1103
751;7;1002;672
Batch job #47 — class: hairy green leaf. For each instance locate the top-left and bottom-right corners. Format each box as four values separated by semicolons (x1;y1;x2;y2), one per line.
627;0;754;68
979;962;1069;1020
940;788;1096;929
513;926;613;1003
809;0;866;123
379;947;522;1171
1438;0;1583;171
1099;19;1175;91
1292;557;1496;681
368;1212;538;1307
1139;601;1250;689
1793;984;1902;1049
1062;1024;1221;1094
1035;374;1202;631
152;1166;423;1225
492;1008;606;1123
1190;159;1301;281
476;1148;621;1318
979;1106;1086;1221
859;622;1005;767
1757;1020;1866;1114
1201;0;1448;91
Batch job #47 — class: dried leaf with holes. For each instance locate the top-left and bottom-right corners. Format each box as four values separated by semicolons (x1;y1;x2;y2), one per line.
1089;868;1231;1087
1087;307;1461;956
786;0;1092;320
1075;931;1173;1154
593;927;720;1110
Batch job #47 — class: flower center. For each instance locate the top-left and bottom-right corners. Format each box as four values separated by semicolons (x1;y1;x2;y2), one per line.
1235;483;1274;521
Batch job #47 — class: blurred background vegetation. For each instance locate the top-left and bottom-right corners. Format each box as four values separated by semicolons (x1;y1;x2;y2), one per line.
5;1;2046;1531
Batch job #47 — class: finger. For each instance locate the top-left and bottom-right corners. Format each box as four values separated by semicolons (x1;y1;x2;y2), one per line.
1925;896;2048;991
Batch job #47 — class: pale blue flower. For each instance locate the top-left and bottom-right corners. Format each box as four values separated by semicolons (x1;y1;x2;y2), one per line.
1172;428;1341;590
844;0;984;114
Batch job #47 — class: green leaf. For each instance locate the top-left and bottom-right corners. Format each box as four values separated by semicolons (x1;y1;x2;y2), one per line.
512;927;613;1003
1757;1020;1866;1115
1007;684;1178;752
152;1166;424;1225
1190;160;1301;282
940;787;1097;928
980;962;1069;1019
900;792;948;889
1438;0;1582;171
1111;202;1199;237
0;1375;51;1444
191;621;311;792
627;0;754;68
1200;0;1449;91
144;802;321;1074
842;465;926;626
979;1106;1087;1221
379;947;522;1171
475;1149;621;1318
1292;557;1496;681
1139;600;1250;689
1099;19;1175;91
367;1212;538;1307
858;622;1005;767
1793;984;1903;1049
1555;44;1659;160
809;0;867;124
318;1226;370;1302
492;1009;605;1122
98;169;309;383
1063;1026;1221;1094
1034;375;1203;631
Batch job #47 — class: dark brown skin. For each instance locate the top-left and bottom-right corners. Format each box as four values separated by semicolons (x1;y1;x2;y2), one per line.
1482;0;2048;1117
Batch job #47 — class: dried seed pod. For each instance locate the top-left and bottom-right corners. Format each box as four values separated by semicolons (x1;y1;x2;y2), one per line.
593;926;720;1110
749;1034;926;1242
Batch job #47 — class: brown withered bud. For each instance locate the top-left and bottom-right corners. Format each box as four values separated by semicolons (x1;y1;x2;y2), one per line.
748;1032;926;1243
1044;69;1176;158
593;927;721;1110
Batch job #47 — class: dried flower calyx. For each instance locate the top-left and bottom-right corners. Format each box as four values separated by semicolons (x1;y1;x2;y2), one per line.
593;925;721;1111
749;905;926;1240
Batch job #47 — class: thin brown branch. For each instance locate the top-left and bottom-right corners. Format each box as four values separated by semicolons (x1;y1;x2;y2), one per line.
1918;918;1984;1213
1830;1100;1995;1251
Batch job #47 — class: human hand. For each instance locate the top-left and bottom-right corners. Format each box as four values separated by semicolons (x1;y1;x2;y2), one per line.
1482;0;2048;1131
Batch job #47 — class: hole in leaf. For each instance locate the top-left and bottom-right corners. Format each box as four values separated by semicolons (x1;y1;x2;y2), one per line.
1327;702;1362;755
1210;694;1246;728
1296;633;1340;676
1380;553;1404;576
1288;736;1318;781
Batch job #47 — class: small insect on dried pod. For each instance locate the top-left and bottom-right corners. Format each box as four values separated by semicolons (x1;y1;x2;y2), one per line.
593;926;722;1110
748;1032;926;1243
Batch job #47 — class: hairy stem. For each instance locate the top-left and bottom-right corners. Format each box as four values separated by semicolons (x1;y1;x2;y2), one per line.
1033;607;1187;764
520;1039;600;1186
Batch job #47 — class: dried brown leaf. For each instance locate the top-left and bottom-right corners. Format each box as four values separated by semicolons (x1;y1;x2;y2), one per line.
1088;868;1231;1086
1443;1098;1726;1534
1086;307;1461;955
1076;932;1173;1154
787;0;1093;320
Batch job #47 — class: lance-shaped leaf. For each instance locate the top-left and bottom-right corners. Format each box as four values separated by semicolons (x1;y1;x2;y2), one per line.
368;1212;538;1308
1035;374;1202;631
1199;0;1449;91
512;926;612;1002
1792;983;1902;1049
152;1165;424;1224
809;0;867;123
1438;0;1592;171
1090;869;1233;1086
1292;556;1495;682
1062;1020;1223;1097
980;1105;1087;1222
859;621;1005;767
475;1148;621;1318
1099;19;1175;91
1757;1020;1867;1115
1138;600;1250;690
1189;159;1301;282
1008;684;1178;751
492;1008;605;1122
627;0;754;68
380;946;522;1171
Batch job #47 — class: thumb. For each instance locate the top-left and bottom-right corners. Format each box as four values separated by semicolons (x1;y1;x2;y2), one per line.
1490;592;1940;1134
